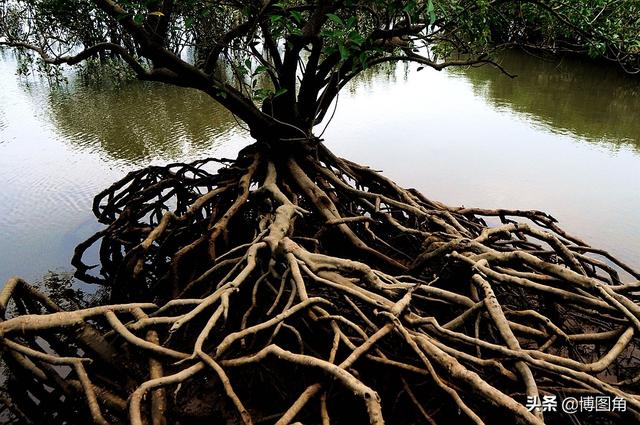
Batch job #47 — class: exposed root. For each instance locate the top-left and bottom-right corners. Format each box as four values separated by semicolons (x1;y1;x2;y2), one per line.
1;142;639;424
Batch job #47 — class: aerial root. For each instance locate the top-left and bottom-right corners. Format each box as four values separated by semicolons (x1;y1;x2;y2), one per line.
1;143;639;424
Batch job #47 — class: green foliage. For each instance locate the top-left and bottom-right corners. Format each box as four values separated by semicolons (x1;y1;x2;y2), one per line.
435;0;640;64
1;0;637;134
77;57;137;85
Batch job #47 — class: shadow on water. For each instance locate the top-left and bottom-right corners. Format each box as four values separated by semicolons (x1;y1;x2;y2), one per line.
46;79;244;164
453;49;640;152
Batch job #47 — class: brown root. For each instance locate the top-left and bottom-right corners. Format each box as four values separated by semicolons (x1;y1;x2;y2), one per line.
1;142;639;424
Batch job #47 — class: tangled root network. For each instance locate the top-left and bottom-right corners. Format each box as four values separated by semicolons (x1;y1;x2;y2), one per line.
1;143;639;425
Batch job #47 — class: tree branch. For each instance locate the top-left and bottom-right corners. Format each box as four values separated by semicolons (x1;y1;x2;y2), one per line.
0;41;148;76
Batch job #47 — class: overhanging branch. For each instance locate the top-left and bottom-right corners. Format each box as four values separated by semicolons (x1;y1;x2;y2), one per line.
0;41;148;76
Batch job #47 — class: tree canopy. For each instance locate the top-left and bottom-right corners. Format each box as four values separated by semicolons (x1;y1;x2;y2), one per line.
1;0;638;141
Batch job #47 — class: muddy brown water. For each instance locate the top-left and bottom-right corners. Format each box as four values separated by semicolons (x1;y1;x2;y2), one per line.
0;50;638;284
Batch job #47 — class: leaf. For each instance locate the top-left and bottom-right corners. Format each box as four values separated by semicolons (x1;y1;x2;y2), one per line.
253;65;267;76
324;46;338;57
148;11;164;17
338;43;349;61
274;88;288;98
133;14;144;25
290;10;303;23
359;52;368;69
326;13;344;26
403;1;417;13
427;0;436;26
253;88;271;101
348;31;365;46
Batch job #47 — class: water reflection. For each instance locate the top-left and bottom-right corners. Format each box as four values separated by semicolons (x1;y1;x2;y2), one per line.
455;50;640;151
323;52;639;267
47;81;245;164
0;50;638;283
43;50;640;160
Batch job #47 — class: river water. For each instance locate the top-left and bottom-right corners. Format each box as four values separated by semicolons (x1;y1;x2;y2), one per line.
0;50;638;283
